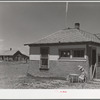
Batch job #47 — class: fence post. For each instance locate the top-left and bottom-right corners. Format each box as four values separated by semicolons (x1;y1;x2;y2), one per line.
90;65;92;80
92;63;97;80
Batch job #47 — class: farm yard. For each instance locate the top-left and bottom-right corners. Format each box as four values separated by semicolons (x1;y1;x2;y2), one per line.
0;61;100;89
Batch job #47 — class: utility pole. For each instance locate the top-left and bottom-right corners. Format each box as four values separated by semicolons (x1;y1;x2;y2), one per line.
65;2;68;29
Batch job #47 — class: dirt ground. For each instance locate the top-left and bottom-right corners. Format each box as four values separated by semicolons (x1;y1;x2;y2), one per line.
0;61;100;89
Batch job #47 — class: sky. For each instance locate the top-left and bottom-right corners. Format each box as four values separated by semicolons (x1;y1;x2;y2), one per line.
0;2;100;55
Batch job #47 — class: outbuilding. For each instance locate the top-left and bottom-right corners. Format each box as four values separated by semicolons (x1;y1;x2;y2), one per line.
0;49;29;61
25;23;100;80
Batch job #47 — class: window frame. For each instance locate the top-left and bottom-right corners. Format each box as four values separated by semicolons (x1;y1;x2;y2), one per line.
98;54;100;63
59;49;72;58
72;48;85;58
98;54;100;67
59;49;71;58
59;48;85;59
39;47;49;70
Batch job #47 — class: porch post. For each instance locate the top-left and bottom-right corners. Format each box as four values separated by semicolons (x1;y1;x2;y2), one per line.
86;44;92;80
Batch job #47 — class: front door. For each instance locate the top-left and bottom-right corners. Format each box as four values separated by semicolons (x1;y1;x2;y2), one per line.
40;47;49;69
91;48;96;78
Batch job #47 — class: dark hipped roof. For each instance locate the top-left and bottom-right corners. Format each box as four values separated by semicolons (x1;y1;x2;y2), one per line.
25;28;100;45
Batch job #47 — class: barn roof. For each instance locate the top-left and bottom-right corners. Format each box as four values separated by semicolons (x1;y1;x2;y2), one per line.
0;50;19;56
25;28;100;46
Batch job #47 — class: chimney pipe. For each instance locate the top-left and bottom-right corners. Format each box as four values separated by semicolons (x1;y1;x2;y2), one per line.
75;23;80;29
10;48;12;51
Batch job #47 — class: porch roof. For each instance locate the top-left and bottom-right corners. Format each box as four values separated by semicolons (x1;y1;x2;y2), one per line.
25;28;100;46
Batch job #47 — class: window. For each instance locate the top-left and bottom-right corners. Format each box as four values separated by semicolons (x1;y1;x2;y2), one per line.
40;47;49;55
98;55;100;63
41;59;48;66
73;50;84;57
59;49;85;59
40;47;49;70
98;55;100;67
60;50;71;57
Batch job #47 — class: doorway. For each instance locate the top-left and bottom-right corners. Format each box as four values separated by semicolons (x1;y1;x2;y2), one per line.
40;47;49;69
91;48;96;78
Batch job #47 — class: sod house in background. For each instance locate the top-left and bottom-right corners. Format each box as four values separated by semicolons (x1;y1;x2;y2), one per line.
0;48;29;61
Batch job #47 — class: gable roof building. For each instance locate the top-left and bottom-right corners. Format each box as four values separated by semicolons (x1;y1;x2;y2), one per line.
0;49;29;61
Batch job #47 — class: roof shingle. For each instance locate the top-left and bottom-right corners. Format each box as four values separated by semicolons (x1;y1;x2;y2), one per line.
26;28;100;45
0;50;18;56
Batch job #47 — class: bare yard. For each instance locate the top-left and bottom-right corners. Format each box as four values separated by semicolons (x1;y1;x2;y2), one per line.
0;62;100;89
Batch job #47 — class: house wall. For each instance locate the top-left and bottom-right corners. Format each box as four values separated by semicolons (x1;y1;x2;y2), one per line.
30;45;87;60
30;47;40;60
29;44;89;79
13;52;29;61
49;45;87;60
28;60;89;78
88;45;100;79
95;46;100;78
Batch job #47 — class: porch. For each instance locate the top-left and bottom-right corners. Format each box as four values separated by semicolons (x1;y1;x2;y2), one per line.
87;43;100;80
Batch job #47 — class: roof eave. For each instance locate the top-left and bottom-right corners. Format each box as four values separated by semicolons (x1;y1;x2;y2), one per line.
24;41;97;46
